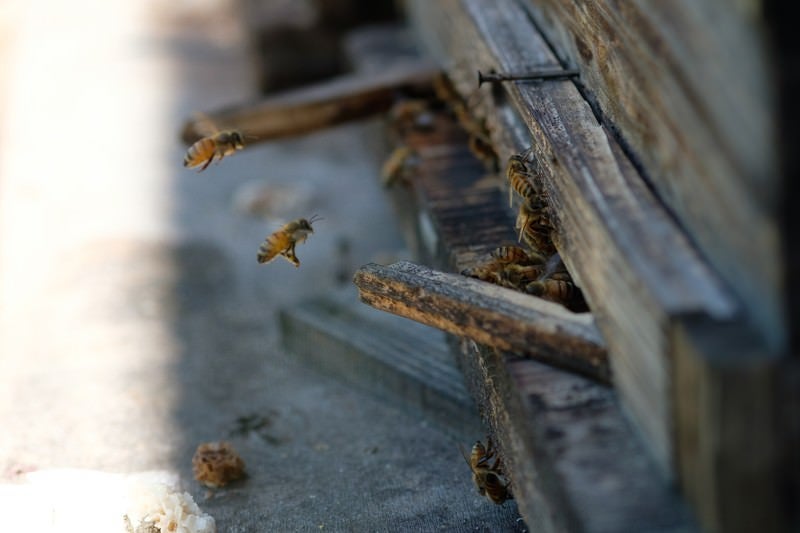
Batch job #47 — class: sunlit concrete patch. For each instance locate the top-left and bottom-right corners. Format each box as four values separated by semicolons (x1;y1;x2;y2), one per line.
0;239;236;475
0;468;215;533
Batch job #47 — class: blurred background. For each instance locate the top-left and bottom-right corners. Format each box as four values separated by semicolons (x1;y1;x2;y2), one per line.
0;0;524;530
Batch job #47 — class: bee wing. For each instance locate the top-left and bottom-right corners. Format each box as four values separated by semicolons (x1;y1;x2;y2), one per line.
192;112;220;137
457;443;475;472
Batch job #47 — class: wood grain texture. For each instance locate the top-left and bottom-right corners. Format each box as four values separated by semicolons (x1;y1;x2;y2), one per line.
519;0;783;351
354;261;609;382
673;317;789;531
180;61;439;144
451;339;696;533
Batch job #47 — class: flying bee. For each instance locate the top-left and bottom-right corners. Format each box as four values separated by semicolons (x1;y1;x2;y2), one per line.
184;129;246;171
459;438;513;505
183;113;252;171
257;215;321;267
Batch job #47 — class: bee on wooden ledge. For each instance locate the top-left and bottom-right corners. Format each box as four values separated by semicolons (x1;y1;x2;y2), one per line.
460;437;513;505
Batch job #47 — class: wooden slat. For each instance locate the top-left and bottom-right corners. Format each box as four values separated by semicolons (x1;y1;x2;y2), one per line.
354;261;609;382
180;61;439;144
673;317;786;532
454;340;695;533
279;294;482;438
519;0;784;351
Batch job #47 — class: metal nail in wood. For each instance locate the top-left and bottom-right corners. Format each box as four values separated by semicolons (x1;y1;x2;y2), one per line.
477;68;580;87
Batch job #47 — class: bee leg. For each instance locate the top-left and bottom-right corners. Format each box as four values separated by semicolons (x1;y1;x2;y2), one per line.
200;154;215;171
517;213;530;242
284;243;300;267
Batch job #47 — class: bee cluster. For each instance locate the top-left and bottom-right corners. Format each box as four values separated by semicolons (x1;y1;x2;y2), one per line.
378;75;583;310
460;437;513;505
462;152;584;310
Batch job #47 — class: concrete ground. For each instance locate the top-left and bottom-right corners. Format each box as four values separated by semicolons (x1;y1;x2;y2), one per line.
0;0;523;531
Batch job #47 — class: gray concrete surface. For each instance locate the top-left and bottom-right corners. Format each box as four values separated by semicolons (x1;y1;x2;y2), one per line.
0;1;523;531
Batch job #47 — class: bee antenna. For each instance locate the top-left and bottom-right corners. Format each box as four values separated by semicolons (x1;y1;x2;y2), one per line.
308;214;324;224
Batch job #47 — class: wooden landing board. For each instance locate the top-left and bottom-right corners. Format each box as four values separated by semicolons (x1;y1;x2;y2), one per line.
354;261;609;382
279;293;482;438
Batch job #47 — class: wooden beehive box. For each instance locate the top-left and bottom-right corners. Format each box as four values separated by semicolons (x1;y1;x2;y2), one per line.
389;1;798;531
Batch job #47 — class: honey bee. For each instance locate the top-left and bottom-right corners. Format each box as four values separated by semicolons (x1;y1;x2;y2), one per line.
461;262;504;285
490;245;545;266
467;133;498;171
431;73;498;170
184;129;246;171
516;202;556;256
388;99;435;133
463;245;546;290
381;145;418;187
502;263;546;286
459;438;513;505
432;72;462;105
257;215;321;267
506;154;535;207
525;278;578;302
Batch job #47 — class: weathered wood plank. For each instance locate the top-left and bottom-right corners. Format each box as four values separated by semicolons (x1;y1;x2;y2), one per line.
279;294;482;438
180;60;439;144
518;0;783;351
353;261;609;382
672;317;788;531
451;339;696;533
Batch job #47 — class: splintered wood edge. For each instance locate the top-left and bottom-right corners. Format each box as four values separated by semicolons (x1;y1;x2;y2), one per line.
353;261;610;382
180;61;441;144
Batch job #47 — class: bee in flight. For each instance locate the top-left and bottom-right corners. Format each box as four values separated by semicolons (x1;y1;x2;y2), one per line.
184;129;246;171
257;215;322;268
182;112;252;171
